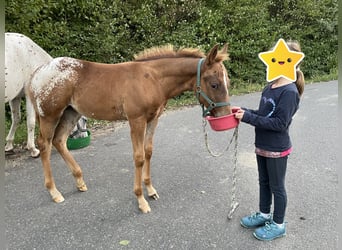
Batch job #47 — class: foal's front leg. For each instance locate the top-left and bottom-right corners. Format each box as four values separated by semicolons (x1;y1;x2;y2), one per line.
129;118;151;213
143;118;160;200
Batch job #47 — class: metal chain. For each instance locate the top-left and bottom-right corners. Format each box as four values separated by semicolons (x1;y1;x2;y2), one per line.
202;118;239;219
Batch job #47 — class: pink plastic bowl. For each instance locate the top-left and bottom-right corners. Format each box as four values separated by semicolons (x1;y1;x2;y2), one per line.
206;109;240;131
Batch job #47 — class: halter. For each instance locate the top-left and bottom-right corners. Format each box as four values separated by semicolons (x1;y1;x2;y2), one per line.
196;58;231;117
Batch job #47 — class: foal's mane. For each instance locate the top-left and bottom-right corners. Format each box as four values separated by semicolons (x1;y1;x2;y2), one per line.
134;44;207;61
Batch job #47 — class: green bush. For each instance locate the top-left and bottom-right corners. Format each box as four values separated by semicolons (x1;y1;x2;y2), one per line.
6;0;337;82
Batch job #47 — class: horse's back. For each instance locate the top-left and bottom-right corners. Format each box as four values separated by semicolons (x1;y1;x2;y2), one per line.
28;56;165;121
5;33;52;102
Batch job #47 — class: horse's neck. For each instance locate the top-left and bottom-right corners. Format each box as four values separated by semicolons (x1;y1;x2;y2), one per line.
151;58;198;99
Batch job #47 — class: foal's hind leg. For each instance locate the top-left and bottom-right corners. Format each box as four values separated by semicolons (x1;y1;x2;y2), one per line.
5;97;21;153
52;108;87;192
143;117;160;200
38;117;65;203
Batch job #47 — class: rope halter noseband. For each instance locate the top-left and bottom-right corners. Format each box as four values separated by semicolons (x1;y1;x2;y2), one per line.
196;58;231;117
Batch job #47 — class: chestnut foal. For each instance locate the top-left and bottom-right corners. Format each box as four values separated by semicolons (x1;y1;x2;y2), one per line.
26;44;231;213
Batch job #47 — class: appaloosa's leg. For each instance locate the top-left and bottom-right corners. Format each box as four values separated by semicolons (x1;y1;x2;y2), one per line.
52;108;87;192
143;118;160;200
129;118;150;213
5;97;21;153
25;96;40;158
38;117;65;203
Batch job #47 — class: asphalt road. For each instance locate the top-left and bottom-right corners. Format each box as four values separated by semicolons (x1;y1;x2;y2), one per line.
5;81;338;250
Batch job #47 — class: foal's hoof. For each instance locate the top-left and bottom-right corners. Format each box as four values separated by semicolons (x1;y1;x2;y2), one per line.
53;195;65;203
77;184;88;192
140;204;151;213
138;198;151;213
50;189;64;203
149;193;159;200
147;186;159;200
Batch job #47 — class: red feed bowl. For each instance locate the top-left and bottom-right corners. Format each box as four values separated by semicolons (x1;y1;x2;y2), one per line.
206;109;240;131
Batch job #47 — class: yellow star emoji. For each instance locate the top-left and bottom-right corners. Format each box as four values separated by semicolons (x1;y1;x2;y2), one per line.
258;38;305;82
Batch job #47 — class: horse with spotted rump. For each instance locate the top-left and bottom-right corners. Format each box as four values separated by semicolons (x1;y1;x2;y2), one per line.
26;44;232;213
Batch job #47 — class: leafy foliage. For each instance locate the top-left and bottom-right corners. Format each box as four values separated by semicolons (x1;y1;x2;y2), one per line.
5;0;337;84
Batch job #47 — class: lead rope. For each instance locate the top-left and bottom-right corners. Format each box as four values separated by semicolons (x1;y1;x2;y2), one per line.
227;125;239;219
202;118;239;219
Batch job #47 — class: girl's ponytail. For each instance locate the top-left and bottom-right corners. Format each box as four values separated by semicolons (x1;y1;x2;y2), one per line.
295;68;305;97
287;41;305;97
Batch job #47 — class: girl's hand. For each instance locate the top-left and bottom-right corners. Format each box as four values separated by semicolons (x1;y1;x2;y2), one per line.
234;109;245;120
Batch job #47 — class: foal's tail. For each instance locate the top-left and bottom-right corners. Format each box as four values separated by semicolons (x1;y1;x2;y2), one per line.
25;68;41;120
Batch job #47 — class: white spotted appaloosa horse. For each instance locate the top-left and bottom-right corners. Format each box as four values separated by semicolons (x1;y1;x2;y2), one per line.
5;32;53;157
26;44;232;213
5;32;88;157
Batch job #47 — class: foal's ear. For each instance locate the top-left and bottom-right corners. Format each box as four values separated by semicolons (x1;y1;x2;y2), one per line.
220;43;228;54
206;44;219;66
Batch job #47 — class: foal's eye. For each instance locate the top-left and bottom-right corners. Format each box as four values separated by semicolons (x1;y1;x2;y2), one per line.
211;83;219;89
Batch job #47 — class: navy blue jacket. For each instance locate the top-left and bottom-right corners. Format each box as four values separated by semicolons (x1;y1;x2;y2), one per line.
241;82;300;152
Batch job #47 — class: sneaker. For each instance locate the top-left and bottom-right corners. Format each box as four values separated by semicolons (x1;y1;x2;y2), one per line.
240;212;271;228
253;221;286;241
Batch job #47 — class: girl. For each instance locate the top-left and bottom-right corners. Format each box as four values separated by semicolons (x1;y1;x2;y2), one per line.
235;41;305;241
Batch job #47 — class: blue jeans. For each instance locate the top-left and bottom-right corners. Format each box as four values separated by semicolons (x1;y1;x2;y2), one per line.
256;155;288;224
